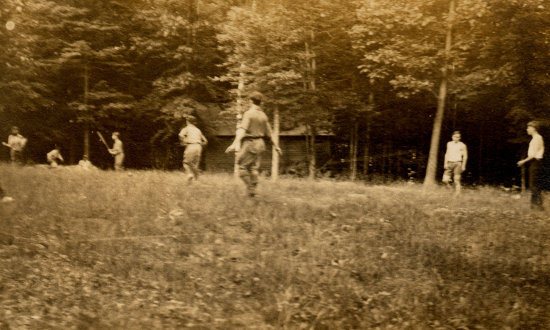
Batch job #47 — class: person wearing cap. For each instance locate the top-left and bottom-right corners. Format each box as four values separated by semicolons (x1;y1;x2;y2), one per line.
178;116;208;181
442;130;468;195
517;121;545;211
108;132;124;171
225;91;282;197
3;126;27;164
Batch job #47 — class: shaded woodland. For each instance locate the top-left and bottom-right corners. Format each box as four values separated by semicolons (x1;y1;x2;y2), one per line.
1;0;549;185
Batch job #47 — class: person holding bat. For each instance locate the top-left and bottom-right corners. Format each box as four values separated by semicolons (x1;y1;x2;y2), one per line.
3;126;27;164
108;132;124;171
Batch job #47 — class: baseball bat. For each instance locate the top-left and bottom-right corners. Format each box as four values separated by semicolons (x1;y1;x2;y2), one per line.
96;131;110;150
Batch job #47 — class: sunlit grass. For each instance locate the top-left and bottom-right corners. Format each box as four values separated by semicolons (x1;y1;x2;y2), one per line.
0;164;549;329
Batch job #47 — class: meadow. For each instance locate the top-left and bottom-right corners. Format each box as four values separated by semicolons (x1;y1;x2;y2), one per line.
0;164;549;329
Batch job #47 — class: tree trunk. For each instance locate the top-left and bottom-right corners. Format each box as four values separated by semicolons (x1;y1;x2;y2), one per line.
307;124;316;180
271;105;280;181
83;62;90;160
363;121;370;177
423;0;455;187
478;122;483;184
303;30;317;181
234;63;246;177
350;121;358;181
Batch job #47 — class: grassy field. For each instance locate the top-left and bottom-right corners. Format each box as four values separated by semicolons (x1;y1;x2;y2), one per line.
0;164;549;329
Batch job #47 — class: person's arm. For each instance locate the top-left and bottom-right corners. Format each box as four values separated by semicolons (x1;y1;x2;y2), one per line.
225;112;249;153
265;122;282;155
461;144;468;171
109;141;122;155
225;128;245;153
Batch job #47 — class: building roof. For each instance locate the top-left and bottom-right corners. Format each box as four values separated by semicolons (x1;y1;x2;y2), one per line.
215;123;333;137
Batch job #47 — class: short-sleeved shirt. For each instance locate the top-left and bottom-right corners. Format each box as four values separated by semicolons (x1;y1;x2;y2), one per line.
528;133;544;159
179;124;206;145
112;140;124;155
8;134;26;151
239;105;272;138
47;149;63;161
445;141;467;162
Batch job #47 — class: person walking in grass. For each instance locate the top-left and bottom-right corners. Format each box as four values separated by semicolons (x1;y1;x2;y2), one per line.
442;130;468;195
46;144;64;168
179;116;208;181
3;126;27;164
225;91;282;197
517;121;545;211
109;132;124;171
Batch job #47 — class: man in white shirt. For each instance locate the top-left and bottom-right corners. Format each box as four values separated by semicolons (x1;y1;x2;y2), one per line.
179;117;207;181
108;132;124;171
443;131;468;194
3;126;27;164
517;121;545;211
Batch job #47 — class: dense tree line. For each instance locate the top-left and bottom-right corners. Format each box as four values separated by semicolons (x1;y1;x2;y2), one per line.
1;0;548;185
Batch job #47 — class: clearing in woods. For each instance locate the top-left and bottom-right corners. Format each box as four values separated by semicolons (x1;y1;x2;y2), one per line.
0;164;549;329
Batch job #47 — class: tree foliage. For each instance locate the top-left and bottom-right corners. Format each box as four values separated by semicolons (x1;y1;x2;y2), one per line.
0;0;548;183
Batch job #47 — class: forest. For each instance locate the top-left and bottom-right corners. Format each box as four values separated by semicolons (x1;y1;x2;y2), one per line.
1;0;549;185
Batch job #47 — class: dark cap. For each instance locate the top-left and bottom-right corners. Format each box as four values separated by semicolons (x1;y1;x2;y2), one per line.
249;91;264;104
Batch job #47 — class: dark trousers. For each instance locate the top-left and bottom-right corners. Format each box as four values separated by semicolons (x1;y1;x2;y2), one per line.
529;159;544;209
237;139;265;195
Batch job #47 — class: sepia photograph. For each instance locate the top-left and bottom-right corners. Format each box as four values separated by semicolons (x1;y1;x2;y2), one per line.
1;0;549;328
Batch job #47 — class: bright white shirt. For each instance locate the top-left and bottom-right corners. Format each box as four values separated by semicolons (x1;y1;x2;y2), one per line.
179;124;206;145
445;141;467;162
8;134;26;151
528;133;544;159
47;149;63;162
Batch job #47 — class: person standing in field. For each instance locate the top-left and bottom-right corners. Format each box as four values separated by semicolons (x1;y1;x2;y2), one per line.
109;132;124;171
46;144;64;168
225;92;282;197
3;126;27;164
179;116;208;181
517;121;545;211
442;130;468;195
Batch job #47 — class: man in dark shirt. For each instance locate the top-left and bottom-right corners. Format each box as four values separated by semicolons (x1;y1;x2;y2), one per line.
226;92;282;197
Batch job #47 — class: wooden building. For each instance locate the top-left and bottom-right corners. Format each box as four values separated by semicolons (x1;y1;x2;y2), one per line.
202;124;333;175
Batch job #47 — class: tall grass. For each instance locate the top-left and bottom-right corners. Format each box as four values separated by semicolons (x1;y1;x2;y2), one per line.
0;164;549;329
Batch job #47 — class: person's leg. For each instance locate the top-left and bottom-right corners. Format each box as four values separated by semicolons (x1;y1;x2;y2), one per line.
183;148;194;180
247;153;262;197
10;150;17;164
453;163;462;195
191;146;202;179
529;161;544;210
442;167;452;187
237;141;256;195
